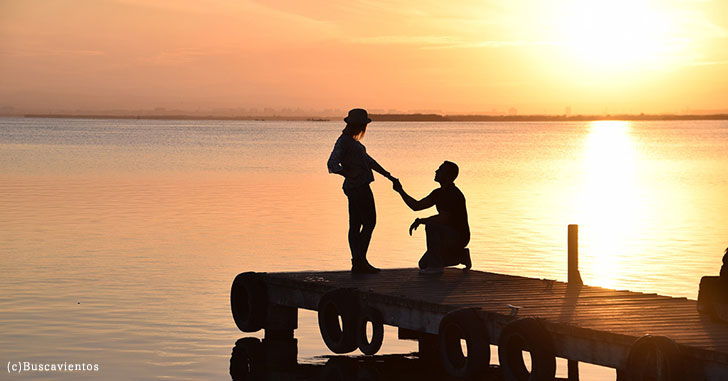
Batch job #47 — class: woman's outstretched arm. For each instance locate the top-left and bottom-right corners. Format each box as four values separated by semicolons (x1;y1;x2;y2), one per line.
366;154;395;181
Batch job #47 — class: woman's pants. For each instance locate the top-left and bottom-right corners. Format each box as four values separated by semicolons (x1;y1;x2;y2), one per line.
344;185;376;261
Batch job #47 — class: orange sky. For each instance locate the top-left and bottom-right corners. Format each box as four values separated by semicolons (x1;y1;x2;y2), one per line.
1;0;727;115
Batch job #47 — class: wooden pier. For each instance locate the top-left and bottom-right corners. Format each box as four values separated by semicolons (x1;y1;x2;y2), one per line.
232;267;728;380
230;224;727;380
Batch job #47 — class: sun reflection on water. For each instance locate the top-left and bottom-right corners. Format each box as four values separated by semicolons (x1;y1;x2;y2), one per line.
577;121;647;289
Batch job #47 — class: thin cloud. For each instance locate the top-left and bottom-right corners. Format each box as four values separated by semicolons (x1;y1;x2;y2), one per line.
424;40;560;50
684;59;728;67
0;48;105;57
352;35;557;49
144;47;241;65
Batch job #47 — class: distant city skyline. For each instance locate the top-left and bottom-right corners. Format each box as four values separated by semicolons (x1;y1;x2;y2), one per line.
10;106;728;120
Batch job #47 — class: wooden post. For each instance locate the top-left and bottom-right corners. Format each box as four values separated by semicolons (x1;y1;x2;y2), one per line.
263;304;298;369
264;304;298;339
568;224;583;286
398;328;438;359
567;224;582;380
568;358;580;380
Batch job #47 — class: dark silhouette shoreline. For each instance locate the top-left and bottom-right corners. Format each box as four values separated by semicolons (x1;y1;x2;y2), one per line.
17;112;728;122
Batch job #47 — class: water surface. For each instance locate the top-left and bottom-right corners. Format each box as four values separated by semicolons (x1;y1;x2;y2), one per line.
1;117;727;379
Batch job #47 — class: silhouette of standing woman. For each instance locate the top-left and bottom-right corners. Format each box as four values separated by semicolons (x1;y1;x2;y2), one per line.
327;108;397;273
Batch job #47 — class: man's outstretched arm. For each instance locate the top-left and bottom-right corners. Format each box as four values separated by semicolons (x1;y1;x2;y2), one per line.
393;179;435;211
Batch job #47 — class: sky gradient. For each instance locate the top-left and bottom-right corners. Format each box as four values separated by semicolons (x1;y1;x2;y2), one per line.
1;0;727;115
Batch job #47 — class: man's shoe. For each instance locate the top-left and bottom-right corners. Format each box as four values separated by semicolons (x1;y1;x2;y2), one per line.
461;248;472;270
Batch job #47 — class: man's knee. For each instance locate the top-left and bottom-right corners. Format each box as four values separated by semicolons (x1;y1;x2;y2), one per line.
418;256;427;270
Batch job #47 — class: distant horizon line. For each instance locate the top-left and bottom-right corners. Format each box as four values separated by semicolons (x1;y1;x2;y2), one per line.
11;112;728;122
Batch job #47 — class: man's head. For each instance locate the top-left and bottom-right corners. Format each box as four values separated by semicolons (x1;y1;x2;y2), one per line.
435;161;459;184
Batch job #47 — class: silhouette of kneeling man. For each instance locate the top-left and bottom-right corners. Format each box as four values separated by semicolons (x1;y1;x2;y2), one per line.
393;161;471;274
697;247;728;321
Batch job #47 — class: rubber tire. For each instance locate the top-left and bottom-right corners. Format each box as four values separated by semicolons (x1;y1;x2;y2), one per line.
438;308;491;380
498;318;556;381
356;306;384;355
231;272;268;332
229;337;263;381
624;335;684;381
318;288;359;354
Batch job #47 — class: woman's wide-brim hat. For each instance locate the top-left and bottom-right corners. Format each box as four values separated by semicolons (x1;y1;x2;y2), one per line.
344;108;371;124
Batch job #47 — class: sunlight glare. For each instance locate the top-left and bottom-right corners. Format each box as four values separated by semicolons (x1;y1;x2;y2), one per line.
577;121;644;288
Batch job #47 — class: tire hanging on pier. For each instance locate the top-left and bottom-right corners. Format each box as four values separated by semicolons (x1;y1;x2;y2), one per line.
623;335;684;381
230;272;268;332
498;317;556;381
318;288;359;354
438;308;491;380
356;306;384;355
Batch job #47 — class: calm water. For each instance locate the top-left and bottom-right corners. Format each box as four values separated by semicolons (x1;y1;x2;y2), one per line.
1;117;727;380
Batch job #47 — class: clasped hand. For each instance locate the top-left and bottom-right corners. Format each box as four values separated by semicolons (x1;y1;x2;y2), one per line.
392;178;403;193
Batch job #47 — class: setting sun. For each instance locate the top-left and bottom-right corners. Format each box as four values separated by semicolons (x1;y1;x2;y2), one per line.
554;0;680;72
